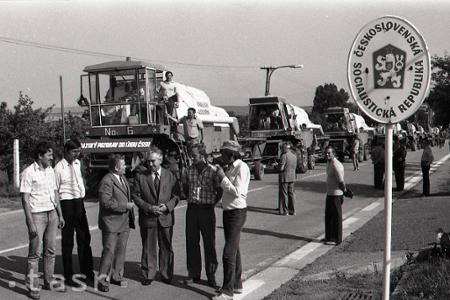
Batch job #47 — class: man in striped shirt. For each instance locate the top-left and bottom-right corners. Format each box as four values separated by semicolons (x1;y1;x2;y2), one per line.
20;141;65;299
182;143;222;288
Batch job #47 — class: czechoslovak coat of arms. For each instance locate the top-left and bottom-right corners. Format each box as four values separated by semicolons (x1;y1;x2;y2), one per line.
373;44;406;89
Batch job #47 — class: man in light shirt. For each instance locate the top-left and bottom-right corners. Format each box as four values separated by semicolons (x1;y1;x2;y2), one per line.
324;146;347;246
421;137;434;196
20;141;65;300
212;140;250;300
54;139;94;286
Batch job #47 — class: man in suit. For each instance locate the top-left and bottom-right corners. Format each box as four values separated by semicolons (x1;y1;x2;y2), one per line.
393;136;407;191
132;146;180;286
278;142;298;216
97;154;135;292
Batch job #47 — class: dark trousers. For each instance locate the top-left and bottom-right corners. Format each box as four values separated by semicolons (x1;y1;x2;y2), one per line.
185;204;218;280
221;208;247;296
140;224;174;282
394;165;405;191
422;165;431;196
60;199;94;281
374;163;385;189
279;182;295;214
325;195;343;244
98;230;130;284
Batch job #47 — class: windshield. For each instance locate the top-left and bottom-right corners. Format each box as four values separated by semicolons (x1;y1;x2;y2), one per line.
88;69;161;126
249;104;284;130
323;113;348;132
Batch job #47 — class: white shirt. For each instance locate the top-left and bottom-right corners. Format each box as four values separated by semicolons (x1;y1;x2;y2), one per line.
326;158;345;196
54;158;85;200
20;162;57;213
220;159;250;210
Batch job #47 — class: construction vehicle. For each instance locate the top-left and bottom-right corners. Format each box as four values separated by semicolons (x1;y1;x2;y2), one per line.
239;96;314;180
322;107;373;162
77;59;238;191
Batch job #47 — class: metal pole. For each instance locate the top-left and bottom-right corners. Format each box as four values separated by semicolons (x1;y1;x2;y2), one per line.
264;68;272;96
382;123;394;300
13;139;19;190
59;75;66;144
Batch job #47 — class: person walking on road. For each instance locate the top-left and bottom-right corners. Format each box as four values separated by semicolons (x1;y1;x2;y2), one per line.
132;146;180;286
393;136;407;191
212;140;250;300
277;142;297;216
324;146;347;246
182;143;222;288
421;138;434;196
371;139;385;190
351;136;360;171
54;139;94;286
97;154;135;292
20;141;66;299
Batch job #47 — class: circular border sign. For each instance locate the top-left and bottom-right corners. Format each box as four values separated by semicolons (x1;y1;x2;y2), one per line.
347;15;431;124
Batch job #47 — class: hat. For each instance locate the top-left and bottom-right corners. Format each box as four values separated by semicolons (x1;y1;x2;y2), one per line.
220;140;241;152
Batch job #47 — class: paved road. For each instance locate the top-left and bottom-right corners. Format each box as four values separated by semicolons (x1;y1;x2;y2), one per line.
0;144;448;300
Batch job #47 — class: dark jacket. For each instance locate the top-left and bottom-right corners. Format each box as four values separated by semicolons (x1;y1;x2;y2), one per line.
132;167;180;228
279;150;297;183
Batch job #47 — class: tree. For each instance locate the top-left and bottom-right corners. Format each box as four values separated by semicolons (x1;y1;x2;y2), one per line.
426;54;450;127
0;92;88;184
311;83;354;124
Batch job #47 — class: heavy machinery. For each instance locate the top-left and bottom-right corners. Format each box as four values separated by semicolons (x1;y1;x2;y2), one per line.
322;107;373;162
239;96;315;180
77;59;238;191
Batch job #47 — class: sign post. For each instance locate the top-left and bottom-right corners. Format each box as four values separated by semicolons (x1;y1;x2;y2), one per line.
347;16;430;299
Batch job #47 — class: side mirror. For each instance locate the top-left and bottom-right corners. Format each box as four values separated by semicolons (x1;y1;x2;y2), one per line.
77;94;89;107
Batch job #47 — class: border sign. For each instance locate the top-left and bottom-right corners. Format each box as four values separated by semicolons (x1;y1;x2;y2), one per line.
348;15;431;124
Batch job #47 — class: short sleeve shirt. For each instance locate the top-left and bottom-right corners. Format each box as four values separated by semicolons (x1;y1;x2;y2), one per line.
326;158;345;196
20;162;56;213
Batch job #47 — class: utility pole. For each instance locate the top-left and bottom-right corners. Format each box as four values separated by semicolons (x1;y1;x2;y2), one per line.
260;64;304;96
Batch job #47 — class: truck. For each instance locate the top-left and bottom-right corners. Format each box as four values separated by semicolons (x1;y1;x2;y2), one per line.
239;96;315;180
321;107;373;162
77;59;239;192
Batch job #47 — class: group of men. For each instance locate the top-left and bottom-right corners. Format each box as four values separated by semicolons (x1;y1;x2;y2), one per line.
20;138;249;300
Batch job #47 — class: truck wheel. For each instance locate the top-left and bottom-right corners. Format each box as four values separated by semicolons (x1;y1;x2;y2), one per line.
308;154;315;170
253;161;264;180
358;148;364;162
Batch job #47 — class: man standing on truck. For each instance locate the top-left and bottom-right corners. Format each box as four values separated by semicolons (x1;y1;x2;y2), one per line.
180;107;204;148
278;142;298;216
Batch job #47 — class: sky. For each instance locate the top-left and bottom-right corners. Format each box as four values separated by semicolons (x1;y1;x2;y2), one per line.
0;0;449;111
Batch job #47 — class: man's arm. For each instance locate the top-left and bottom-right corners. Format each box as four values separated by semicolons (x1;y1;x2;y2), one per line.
21;193;37;238
54;191;65;228
98;178;127;213
131;175;158;215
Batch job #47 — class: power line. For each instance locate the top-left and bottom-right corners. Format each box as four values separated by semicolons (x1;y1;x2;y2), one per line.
0;35;259;70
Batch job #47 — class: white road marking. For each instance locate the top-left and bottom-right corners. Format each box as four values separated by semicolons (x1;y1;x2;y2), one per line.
343;217;358;228
234;279;265;300
362;202;380;211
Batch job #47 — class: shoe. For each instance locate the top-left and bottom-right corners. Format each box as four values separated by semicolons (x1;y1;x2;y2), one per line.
97;282;109;292
141;279;153;286
234;288;243;294
207;278;218;288
212;293;234;300
279;212;288;216
28;291;40;300
161;278;172;285
184;277;201;285
65;279;82;288
289;212;296;216
42;281;67;292
110;279;128;288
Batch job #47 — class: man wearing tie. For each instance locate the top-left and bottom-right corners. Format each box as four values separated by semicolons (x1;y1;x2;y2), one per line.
97;154;135;292
132;146;180;286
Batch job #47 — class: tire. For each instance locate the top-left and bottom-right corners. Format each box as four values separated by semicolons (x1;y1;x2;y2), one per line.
253;160;264;180
308;154;315;170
